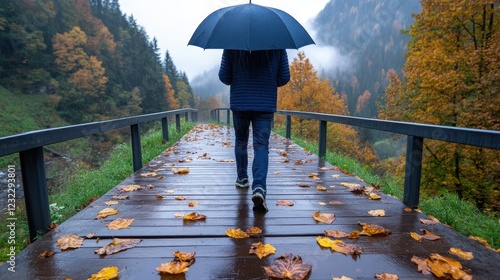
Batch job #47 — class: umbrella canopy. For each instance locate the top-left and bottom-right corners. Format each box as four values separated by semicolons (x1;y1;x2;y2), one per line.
188;3;315;51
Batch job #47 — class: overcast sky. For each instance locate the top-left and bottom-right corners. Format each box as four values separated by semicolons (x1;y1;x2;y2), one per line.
119;0;336;80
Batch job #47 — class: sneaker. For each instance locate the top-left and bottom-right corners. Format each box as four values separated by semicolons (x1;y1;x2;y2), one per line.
235;178;250;189
252;187;268;213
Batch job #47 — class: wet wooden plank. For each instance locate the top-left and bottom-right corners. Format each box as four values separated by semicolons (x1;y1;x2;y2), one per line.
1;124;499;279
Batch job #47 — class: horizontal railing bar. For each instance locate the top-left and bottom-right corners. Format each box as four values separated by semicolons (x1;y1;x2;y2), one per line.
0;108;197;157
276;110;500;150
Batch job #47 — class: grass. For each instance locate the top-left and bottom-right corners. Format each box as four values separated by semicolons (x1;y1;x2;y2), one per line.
273;127;500;250
0;122;195;262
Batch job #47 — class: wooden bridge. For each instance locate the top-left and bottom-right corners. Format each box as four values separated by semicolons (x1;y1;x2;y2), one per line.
1;124;499;279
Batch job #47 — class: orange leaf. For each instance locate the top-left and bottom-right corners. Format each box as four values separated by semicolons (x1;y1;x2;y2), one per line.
95;208;119;219
312;211;336;224
173;251;196;265
245;227;263;235
426;253;472;280
188;201;199;207
410;232;424;242
56;234;84;251
107;218;134;230
262;254;312;280
358;222;391;236
175;196;187;200
183;212;206;221
249;242;276;259
449;247;473;260
226;228;249;238
277;200;295;206
88;266;119;280
172;168;189;174
156;261;189;274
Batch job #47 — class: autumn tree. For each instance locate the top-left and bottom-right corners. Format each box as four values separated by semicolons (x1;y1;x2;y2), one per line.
380;1;500;211
164;74;179;110
278;52;376;164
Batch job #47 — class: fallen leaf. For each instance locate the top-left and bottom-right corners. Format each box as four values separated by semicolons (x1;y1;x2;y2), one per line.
368;193;381;200
111;195;129;200
308;172;319;177
263;254;312;280
449;247;473;260
411;255;432;275
312;211;336;224
156;195;164;200
88;266;119;280
404;207;412;212
332;276;353;280
298;183;310;188
411;232;424;242
104;201;118;206
172;168;189;174
277;200;295;206
419;218;438;225
426;253;472;280
324;230;349;238
39;250;55;258
316;186;327;191
107;218;134;230
316;236;363;255
246;227;263;235
468;235;494;250
175;196;187;200
226;228;249;238
156;261;189;274
358;222;391;236
318;202;327;206
340;182;361;188
249;242;276;259
140;171;158;177
86;233;95;238
329;200;344;205
166;189;177;194
94;238;141;255
375;272;399;279
118;185;143;192
173;251;196;265
96;208;119;219
56;234;84;250
183;212;206;221
420;229;441;241
368;209;386;217
188;201;199;207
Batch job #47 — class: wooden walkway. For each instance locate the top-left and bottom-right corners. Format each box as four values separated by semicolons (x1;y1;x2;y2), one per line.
2;124;499;279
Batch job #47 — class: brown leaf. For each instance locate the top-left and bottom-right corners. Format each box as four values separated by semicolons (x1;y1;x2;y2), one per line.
375;273;399;280
449;247;473;260
316;185;327;191
324;230;349;238
298;183;310;188
188;201;199;207
226;228;249;238
118;184;143;192
107;218;134;230
411;255;432;275
104;200;118;206
39;250;55;258
175;196;187;200
368;209;386;217
246;227;263;235
141;171;158;177
249;242;276;259
312;210;336;224
277;200;295;206
88;266;119;280
156;261;189;274
95;208;119;219
156;195;164;200
329;200;344;205
358;222;391;236
56;234;84;251
420;229;441;241
316;236;363;255
173;251;196;265
94;238;141;255
183;212;206;221
172;168;189;174
419;218;438;225
111;195;129;200
262;254;312;280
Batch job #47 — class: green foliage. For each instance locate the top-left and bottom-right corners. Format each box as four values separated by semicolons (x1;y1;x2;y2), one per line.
0;122;195;262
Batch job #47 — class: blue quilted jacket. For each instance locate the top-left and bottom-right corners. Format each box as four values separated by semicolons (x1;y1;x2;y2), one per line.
218;49;290;112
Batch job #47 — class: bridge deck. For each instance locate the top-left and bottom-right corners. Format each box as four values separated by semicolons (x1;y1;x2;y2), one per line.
2;124;499;279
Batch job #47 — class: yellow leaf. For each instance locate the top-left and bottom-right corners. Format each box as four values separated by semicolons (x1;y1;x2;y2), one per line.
249;242;276;259
96;208;119;219
368;193;381;200
173;251;196;265
277;200;295;206
87;266;119;280
426;253;472;280
156;261;189;274
410;232;424;242
449;247;473;260
183;212;206;221
316;186;327;191
316;236;363;255
172;168;189;174
56;234;84;251
226;228;249;238
245;227;263;235
368;209;386;217
94;238;141;255
358;222;391;236
107;218;134;230
312;210;336;224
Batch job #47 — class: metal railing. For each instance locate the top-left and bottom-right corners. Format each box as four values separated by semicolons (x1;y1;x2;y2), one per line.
211;108;500;208
0;108;197;240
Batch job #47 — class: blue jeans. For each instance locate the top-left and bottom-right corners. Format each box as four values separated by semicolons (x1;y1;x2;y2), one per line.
232;111;273;192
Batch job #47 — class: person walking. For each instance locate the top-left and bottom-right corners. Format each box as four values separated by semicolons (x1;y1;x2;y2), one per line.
218;49;290;212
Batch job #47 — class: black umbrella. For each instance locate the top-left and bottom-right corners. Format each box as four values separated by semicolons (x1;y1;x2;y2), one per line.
188;2;315;51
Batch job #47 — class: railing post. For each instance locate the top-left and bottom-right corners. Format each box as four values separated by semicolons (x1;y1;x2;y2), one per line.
403;136;424;207
176;113;181;132
286;115;292;139
130;124;142;171
217;110;220;123
162;117;169;142
19;147;51;241
226;109;231;125
185;112;189;122
318;120;327;159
